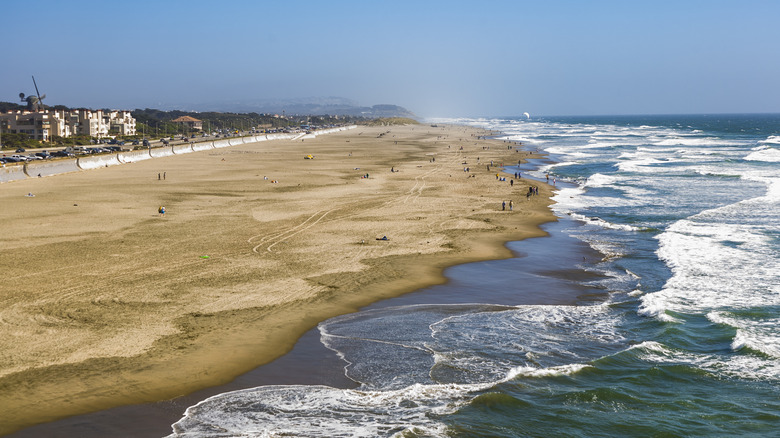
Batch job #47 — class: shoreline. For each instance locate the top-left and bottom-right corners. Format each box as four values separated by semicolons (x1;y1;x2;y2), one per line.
11;217;603;438
1;123;556;435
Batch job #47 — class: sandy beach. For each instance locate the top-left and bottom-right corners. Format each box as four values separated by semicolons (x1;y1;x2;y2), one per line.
0;123;555;435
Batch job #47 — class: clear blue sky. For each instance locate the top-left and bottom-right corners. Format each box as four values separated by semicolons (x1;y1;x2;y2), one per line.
4;0;779;117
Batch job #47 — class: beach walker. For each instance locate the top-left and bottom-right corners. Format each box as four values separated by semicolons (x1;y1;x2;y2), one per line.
158;206;166;216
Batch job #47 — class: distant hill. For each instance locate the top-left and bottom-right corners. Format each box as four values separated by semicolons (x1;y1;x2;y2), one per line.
1;97;418;119
172;97;418;119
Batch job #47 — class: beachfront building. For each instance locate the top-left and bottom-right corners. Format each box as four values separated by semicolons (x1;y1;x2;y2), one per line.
106;110;137;136
171;116;203;131
0;109;136;141
0;111;54;141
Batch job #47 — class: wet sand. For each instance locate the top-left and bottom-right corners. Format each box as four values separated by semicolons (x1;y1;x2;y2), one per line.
9;217;603;438
0;124;556;435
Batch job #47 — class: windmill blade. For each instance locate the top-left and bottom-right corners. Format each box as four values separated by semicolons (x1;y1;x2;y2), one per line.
31;76;46;110
32;76;42;101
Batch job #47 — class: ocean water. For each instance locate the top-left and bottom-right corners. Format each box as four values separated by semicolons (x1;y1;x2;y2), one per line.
168;114;779;437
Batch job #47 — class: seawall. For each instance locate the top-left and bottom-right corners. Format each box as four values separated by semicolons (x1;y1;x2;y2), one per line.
0;126;356;183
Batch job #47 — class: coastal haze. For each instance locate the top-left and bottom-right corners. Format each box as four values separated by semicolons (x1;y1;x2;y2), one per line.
2;1;780;437
3;1;780;117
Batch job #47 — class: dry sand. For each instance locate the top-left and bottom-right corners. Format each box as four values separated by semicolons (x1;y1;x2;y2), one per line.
0;124;555;434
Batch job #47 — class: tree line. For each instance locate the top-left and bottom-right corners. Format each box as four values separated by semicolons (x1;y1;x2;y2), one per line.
1;102;371;149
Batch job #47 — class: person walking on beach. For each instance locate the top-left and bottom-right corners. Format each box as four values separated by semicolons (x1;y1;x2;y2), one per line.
509;200;513;211
502;201;506;211
158;206;166;216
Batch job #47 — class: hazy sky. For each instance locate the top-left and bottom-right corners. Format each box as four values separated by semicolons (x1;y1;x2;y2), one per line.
4;0;779;117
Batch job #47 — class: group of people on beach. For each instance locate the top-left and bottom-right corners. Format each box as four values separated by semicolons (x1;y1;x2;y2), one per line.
527;185;540;200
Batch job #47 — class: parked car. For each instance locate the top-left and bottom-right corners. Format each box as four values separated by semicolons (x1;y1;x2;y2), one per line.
15;148;26;153
142;139;150;147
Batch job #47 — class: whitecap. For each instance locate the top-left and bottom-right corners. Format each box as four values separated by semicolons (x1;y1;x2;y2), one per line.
565;212;644;231
506;363;591;379
744;146;780;162
759;135;780;145
584;173;617;187
635;339;780;382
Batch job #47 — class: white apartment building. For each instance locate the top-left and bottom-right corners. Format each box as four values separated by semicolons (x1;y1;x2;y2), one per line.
0;109;136;142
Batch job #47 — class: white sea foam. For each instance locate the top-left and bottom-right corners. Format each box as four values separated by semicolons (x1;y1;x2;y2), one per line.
506;363;591;379
575;237;627;260
639;182;780;324
454;115;780;386
567;212;644;231
654;137;745;147
635;146;683;153
759;135;780;145
169;303;628;436
544;146;577;155
540;161;577;173
614;156;681;173
629;340;672;355
636;295;682;322
167;383;475;438
745;146;780;162
707;311;780;359
635;338;780;382
584;173;617;187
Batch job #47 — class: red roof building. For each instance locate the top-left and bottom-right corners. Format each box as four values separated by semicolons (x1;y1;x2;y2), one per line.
171;116;203;131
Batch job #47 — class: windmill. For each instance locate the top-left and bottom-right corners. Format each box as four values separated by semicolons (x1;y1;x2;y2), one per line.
19;76;46;111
